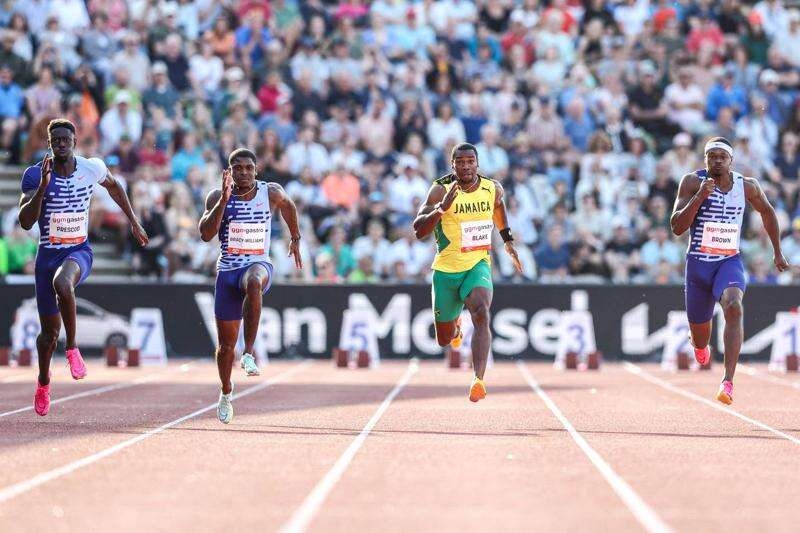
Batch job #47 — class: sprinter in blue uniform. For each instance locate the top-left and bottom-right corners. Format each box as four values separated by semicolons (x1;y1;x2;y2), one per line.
199;148;302;424
671;137;789;404
18;118;148;416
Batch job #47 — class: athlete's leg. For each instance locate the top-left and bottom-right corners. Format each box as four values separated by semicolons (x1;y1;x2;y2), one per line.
432;270;464;346
434;321;459;346
240;264;271;356
464;287;493;379
216;319;240;394
719;287;744;382
685;257;715;364
52;260;82;350
688;320;713;350
36;313;61;386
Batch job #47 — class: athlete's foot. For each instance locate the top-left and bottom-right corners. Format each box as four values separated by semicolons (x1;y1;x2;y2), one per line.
693;346;711;366
34;376;51;416
65;347;87;380
469;376;487;403
716;380;734;405
450;317;463;349
217;383;234;424
240;353;260;376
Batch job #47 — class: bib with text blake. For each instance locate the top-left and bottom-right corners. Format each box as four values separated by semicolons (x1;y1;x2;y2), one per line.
227;222;266;255
699;221;740;256
460;219;493;252
48;212;88;245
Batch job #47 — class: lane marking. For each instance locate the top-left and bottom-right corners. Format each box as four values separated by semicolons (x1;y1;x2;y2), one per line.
624;362;800;446
0;362;197;419
738;364;800;391
0;360;312;503
280;359;419;533
518;361;673;533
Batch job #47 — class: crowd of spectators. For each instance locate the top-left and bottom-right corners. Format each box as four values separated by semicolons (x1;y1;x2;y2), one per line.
1;0;800;285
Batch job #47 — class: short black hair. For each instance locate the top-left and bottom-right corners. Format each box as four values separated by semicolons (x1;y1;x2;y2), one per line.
706;136;732;148
228;148;257;167
47;118;76;136
450;142;478;161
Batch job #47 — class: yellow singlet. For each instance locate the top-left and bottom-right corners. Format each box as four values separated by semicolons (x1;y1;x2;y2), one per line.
431;176;496;273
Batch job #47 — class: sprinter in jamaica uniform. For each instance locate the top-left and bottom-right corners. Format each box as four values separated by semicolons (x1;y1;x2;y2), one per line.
413;143;522;402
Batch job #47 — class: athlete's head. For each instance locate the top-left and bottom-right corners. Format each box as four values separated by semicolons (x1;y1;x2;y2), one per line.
228;148;257;186
47;118;76;161
704;136;733;178
450;142;478;184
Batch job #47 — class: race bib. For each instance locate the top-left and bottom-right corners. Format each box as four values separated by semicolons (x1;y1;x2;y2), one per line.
228;222;266;255
699;221;740;255
49;212;88;244
460;220;493;252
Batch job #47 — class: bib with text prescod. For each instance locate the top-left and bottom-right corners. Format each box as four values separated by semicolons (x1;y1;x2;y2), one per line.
227;222;266;255
699;221;740;256
460;220;493;252
48;212;88;245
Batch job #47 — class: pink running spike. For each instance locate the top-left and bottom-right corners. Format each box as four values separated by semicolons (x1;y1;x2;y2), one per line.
716;380;734;405
66;348;87;380
694;346;711;366
34;380;50;416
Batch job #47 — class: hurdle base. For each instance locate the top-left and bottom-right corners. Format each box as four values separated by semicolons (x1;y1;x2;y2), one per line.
0;346;9;366
787;354;798;372
356;350;370;368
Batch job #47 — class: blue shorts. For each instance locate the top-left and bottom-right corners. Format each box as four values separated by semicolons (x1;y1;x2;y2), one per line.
685;254;746;324
214;262;274;321
34;243;93;316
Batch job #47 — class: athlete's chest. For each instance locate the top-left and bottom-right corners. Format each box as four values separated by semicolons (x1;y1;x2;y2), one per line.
448;186;494;219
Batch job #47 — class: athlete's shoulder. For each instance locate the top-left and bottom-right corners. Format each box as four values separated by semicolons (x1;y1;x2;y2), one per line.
434;172;456;186
78;155;108;180
20;164;42;192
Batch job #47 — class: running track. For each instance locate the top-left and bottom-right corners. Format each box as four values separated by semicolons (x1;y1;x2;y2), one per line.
1;359;799;532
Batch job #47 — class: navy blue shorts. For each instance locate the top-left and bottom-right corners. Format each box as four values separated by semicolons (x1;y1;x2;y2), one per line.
684;254;746;324
34;244;93;316
214;262;273;321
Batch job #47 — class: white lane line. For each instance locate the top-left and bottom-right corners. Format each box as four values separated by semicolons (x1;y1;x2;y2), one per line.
0;360;312;503
0;362;197;419
738;364;800;391
518;361;673;533
280;358;419;533
624;362;800;446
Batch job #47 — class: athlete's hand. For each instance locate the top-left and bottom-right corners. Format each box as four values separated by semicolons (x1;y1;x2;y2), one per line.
774;252;790;273
439;183;460;212
221;169;233;202
288;237;303;269
698;178;715;200
131;217;149;247
504;241;523;274
39;153;53;190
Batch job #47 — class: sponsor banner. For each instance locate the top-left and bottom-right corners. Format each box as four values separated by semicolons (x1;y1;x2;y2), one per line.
0;283;797;359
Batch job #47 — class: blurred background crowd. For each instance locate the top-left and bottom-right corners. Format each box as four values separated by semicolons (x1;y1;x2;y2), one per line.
0;0;799;285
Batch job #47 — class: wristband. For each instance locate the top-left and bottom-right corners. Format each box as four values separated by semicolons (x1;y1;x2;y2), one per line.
436;203;445;214
290;235;301;242
500;228;513;242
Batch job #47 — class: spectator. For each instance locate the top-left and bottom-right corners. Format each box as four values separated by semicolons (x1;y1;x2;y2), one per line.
110;32;151;93
99;91;143;154
171;132;205;182
321;165;361;211
286;127;331;176
319;226;356;278
0;220;37;275
640;225;682;280
0;64;24;160
535;225;571;281
706;66;749;121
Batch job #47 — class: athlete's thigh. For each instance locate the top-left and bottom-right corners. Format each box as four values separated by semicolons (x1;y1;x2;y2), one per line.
432;270;465;323
685;258;715;324
460;260;493;305
239;262;272;292
215;269;246;321
53;256;82;287
712;256;747;302
215;319;241;348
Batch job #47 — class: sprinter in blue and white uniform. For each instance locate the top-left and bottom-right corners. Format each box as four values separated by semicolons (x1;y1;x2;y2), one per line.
199;148;302;424
18;118;148;417
671;137;789;404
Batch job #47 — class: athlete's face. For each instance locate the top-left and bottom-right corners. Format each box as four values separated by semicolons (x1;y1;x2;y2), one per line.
48;127;76;160
705;148;732;178
451;149;478;183
230;156;257;187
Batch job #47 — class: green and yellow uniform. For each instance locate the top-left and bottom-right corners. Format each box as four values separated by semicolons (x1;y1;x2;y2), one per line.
431;174;496;322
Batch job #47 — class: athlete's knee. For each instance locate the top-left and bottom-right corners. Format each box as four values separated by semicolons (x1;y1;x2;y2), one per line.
470;304;491;327
52;275;75;299
217;343;236;357
436;334;451;347
244;275;262;295
722;298;743;321
38;328;59;345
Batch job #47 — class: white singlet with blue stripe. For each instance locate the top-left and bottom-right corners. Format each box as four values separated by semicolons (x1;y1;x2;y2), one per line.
20;156;109;249
217;180;273;272
687;169;746;262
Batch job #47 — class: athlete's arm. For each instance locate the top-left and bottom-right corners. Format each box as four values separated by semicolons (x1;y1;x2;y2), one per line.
413;183;449;240
18;155;52;230
100;172;149;246
492;180;523;273
199;169;232;242
268;181;303;269
745;177;790;272
670;173;713;236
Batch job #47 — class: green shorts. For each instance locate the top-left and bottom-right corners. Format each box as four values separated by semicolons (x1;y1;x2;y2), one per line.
432;260;493;323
